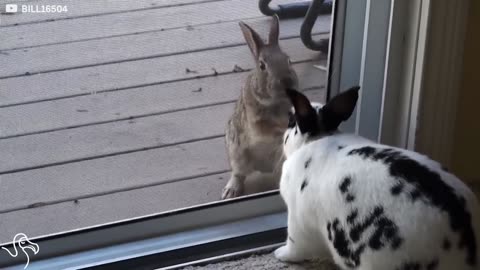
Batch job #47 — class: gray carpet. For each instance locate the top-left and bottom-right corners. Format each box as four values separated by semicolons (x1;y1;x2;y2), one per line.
182;252;338;270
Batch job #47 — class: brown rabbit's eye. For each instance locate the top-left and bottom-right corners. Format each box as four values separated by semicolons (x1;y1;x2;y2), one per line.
259;60;266;70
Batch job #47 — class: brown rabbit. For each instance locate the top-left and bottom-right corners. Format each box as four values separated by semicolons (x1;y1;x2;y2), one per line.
222;16;298;199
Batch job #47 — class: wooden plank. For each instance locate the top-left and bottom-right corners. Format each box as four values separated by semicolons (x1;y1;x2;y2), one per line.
0;16;331;77
0;61;326;139
0;172;230;244
0;87;326;173
0;89;325;213
0;0;309;50
0;104;230;174
0;0;221;26
0;137;230;213
0;35;326;108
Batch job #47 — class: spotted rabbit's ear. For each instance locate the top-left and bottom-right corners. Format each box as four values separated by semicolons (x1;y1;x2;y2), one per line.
322;86;360;131
286;88;319;135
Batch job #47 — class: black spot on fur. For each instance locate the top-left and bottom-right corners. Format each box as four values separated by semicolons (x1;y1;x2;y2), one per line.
426;259;439;270
294;127;298;135
339;177;355;202
304;157;312;169
397;262;421;270
288;236;295;243
327;222;332;241
332;219;350;257
350;206;384;242
331;205;403;268
333;219;339;228
339;177;351;193
338;145;345;150
346;194;355;203
331;218;365;268
391;182;404;196
348;146;477;266
368;229;385;250
409;189;422;202
347;209;358;224
369;217;399;250
284;134;289;145
443;238;451;250
351;244;366;268
300;178;308;192
348;146;375;157
391;236;403;250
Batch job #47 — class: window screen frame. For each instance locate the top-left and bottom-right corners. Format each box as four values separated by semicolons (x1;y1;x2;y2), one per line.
0;0;435;268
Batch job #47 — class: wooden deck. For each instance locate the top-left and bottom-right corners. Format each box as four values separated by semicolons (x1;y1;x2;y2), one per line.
0;0;330;243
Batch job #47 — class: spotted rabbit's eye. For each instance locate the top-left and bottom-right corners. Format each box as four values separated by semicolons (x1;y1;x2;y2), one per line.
288;112;296;128
259;60;266;70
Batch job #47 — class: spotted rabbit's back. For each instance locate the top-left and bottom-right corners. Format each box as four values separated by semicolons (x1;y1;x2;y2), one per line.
280;134;480;270
339;143;479;270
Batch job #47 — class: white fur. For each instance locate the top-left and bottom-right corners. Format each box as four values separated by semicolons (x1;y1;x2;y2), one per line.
276;124;480;269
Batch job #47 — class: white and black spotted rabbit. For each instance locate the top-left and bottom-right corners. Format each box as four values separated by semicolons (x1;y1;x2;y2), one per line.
275;87;480;270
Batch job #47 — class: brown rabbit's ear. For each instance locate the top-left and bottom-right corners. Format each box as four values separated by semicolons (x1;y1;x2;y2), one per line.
268;15;280;45
322;86;360;131
239;21;264;59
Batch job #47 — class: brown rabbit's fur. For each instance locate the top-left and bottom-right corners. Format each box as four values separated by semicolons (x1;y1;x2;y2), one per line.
222;16;298;199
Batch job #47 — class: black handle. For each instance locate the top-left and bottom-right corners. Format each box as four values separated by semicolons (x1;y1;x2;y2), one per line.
300;0;330;52
259;0;311;19
258;0;332;52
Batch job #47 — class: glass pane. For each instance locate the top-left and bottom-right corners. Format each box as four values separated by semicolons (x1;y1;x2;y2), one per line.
0;0;333;243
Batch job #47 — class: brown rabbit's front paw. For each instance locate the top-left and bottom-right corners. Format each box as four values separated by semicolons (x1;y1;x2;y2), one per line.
221;179;244;199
